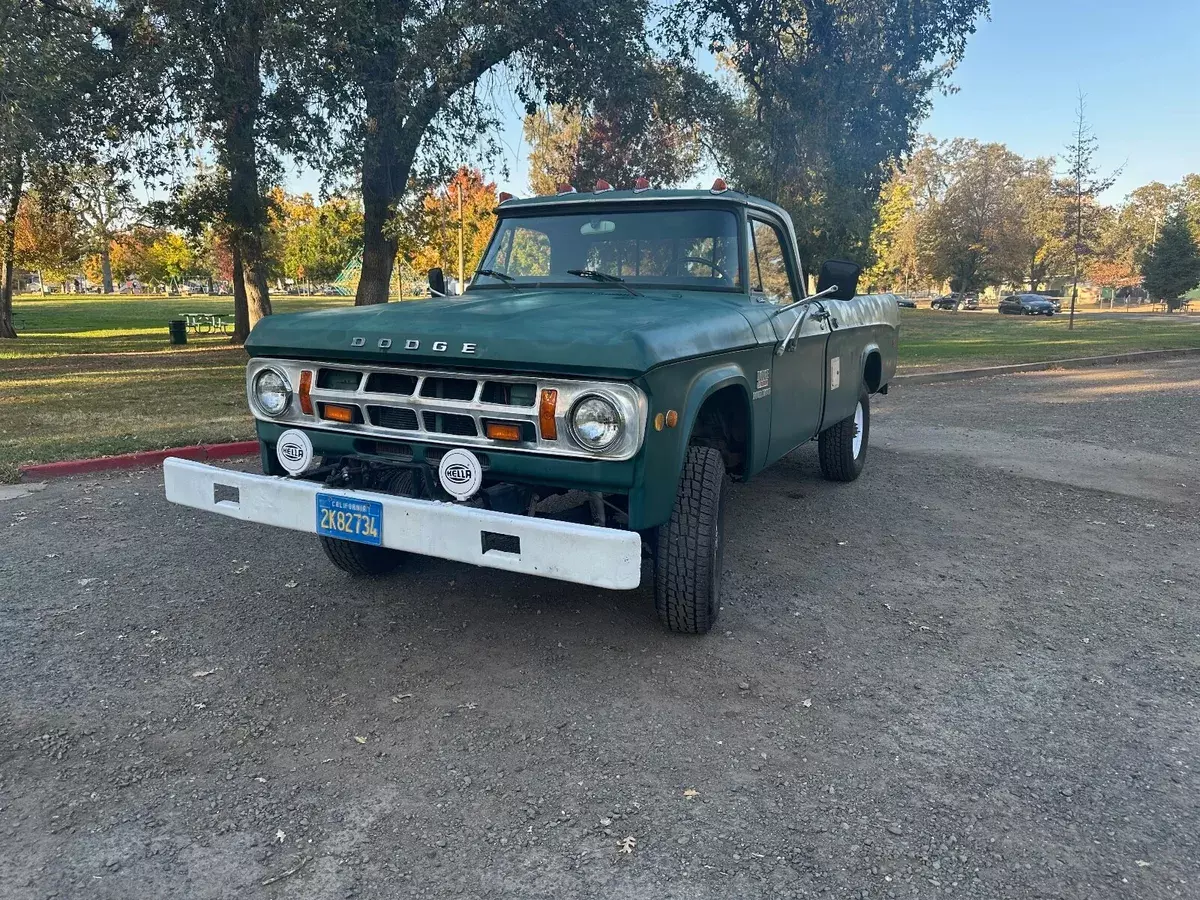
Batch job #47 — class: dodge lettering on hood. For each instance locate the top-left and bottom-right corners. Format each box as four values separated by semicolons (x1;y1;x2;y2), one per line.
163;184;898;634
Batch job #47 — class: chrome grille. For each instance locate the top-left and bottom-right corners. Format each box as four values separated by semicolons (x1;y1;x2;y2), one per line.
248;358;648;461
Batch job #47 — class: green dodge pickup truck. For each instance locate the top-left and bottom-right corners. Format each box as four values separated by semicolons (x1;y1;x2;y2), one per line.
164;182;898;633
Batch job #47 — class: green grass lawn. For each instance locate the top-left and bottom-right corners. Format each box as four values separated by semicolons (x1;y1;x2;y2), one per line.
1;294;346;482
2;296;1199;481
897;308;1200;371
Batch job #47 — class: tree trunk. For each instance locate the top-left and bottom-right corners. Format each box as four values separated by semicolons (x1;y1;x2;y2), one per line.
222;3;271;341
100;242;114;293
240;230;272;329
358;184;398;306
0;158;24;339
231;241;249;343
355;84;433;306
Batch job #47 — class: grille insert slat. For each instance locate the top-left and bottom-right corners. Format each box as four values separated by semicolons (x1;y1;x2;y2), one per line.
420;377;477;401
367;406;419;431
364;372;418;395
422;411;478;437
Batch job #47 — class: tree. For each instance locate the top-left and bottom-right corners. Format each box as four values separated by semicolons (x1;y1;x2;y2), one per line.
864;166;919;291
1059;92;1120;329
72;164;143;293
864;140;943;291
139;0;317;340
270;191;363;286
310;0;651;306
1180;174;1200;242
1007;159;1072;291
392;168;497;285
14;186;87;289
919;140;1025;293
141;231;198;284
1;0;137;335
672;0;990;268
524;63;705;194
1142;211;1200;310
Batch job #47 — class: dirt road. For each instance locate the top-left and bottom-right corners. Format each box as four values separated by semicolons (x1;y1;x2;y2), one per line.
2;361;1197;899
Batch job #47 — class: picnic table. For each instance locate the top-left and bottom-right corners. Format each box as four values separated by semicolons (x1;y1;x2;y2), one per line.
180;312;233;334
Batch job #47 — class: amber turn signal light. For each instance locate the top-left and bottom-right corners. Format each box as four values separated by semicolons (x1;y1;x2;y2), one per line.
485;422;522;442
322;403;355;423
539;389;558;440
298;369;313;415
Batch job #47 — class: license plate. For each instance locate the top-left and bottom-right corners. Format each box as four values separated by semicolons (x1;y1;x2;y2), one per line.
316;493;383;546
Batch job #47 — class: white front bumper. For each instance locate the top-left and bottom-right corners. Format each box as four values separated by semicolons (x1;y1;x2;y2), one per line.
162;458;642;590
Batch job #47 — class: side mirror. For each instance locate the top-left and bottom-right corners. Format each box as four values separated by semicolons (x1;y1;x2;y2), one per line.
427;267;446;296
816;260;861;301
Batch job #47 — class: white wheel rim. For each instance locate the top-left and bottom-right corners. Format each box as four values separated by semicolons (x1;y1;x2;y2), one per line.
852;402;864;458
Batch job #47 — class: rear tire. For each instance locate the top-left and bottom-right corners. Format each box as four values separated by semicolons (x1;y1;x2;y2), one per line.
819;386;870;482
654;446;727;635
319;536;405;577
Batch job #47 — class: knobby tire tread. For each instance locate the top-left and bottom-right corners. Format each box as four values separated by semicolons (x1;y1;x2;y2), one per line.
654;446;726;634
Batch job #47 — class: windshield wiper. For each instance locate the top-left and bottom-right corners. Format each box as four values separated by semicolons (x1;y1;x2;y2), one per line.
474;269;520;291
567;269;640;296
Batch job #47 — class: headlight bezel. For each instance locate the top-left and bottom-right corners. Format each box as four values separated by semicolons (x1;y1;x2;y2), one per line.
252;366;292;417
568;392;625;452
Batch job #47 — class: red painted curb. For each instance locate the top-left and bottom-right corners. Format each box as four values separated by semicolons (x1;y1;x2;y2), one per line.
18;440;260;481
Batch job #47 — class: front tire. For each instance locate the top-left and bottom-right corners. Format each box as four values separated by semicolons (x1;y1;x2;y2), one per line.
318;468;418;578
819;386;870;482
654;446;727;635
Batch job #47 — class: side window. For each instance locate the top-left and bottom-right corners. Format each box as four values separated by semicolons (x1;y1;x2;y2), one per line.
746;221;762;292
749;219;797;304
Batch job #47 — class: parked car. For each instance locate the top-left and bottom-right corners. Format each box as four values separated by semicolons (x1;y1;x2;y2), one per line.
998;294;1056;316
1039;295;1063;312
931;292;979;311
163;182;899;634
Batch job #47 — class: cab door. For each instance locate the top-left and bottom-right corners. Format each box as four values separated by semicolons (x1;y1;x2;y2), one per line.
747;217;830;462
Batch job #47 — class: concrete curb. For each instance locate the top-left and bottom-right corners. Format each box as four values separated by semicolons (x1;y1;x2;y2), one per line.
893;347;1200;386
18;440;259;481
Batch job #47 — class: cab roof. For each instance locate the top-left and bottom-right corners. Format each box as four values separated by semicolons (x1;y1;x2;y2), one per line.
497;187;790;220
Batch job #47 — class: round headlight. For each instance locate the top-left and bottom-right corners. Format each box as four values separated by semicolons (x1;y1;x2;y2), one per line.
253;368;291;417
570;394;623;451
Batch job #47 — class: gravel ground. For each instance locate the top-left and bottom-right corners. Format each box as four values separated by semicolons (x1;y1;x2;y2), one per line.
2;361;1197;900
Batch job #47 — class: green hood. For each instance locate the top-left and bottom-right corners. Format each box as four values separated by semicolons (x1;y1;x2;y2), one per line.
246;289;758;378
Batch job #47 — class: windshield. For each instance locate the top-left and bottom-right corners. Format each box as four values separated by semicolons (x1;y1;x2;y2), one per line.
473;207;742;291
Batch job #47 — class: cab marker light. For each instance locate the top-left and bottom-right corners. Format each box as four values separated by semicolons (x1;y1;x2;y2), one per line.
498;191;515;203
711;177;729;194
298;369;314;415
539;389;559;440
594;179;613;192
633;176;651;193
556;183;577;194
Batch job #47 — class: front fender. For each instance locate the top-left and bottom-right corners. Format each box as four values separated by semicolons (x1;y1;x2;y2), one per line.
628;358;755;530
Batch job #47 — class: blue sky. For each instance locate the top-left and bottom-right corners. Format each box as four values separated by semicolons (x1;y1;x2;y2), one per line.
922;0;1199;200
284;1;1199;203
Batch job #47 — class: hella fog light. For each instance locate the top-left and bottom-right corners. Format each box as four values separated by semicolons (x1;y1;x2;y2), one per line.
569;394;623;451
253;368;291;417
